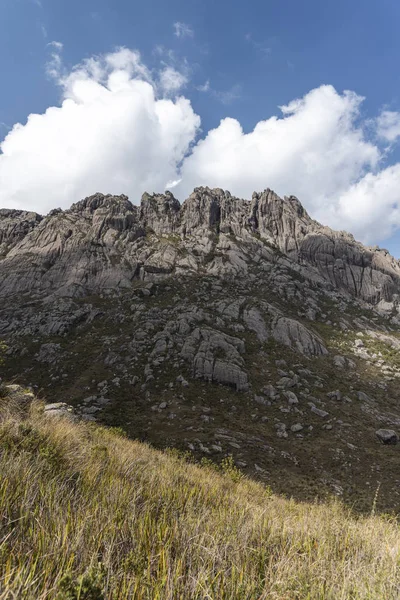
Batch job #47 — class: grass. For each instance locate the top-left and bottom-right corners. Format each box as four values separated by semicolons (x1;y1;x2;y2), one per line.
0;394;399;599
361;337;400;368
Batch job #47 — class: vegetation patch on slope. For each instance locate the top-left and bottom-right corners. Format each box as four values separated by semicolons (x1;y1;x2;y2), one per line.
0;392;399;599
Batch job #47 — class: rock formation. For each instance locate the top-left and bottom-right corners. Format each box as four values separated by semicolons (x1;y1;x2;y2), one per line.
1;187;400;312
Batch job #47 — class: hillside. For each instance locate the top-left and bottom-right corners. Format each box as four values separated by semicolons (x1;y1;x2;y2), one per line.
1;187;400;512
0;386;399;599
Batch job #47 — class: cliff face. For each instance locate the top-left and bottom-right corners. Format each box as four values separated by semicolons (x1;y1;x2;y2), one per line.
1;187;399;310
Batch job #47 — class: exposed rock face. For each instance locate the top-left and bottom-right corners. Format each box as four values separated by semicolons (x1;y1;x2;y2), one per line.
1;187;400;310
272;317;328;357
181;328;249;391
0;194;144;297
243;307;269;343
0;209;42;255
140;191;180;235
299;233;399;304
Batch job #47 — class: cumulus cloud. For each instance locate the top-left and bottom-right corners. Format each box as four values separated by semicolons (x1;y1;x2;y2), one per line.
179;86;379;203
176;85;400;243
333;165;400;240
173;22;194;38
0;48;200;214
1;46;400;245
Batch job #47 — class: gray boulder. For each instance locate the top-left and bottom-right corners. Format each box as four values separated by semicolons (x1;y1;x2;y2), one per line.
181;327;249;391
376;429;398;445
44;402;76;421
272;317;328;356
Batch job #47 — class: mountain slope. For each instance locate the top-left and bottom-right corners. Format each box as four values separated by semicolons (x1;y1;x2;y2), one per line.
1;187;400;512
0;388;399;599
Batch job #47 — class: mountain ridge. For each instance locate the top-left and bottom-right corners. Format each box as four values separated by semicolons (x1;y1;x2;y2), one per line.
1;186;400;309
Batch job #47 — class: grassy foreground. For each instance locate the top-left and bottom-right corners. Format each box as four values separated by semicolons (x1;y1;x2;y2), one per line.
0;396;399;599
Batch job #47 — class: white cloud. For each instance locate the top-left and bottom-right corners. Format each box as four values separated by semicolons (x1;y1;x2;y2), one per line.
0;48;200;214
45;41;64;79
333;165;400;240
376;110;400;143
175;85;400;243
196;80;210;93
159;66;188;94
213;84;241;105
165;178;182;189
2;46;400;246
49;40;63;50
173;22;194;39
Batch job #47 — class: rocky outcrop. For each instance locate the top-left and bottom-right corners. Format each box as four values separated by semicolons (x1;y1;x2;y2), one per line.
0;194;144;297
0;209;42;255
242;307;269;342
1;186;400;312
249;190;312;252
272;317;328;356
1;384;35;405
44;402;77;421
1;384;77;420
299;232;399;304
181;328;249;391
140;191;180;235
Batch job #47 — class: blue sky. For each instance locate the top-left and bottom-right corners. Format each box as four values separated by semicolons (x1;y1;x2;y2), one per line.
2;0;400;254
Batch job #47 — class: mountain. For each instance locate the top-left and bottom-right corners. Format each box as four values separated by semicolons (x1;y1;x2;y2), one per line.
1;186;400;512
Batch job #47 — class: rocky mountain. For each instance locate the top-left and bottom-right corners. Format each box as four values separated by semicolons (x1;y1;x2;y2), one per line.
1;186;400;512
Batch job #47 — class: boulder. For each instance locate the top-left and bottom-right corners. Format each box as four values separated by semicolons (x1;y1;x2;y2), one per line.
291;423;303;432
44;402;76;421
376;429;398;445
272;317;328;357
311;406;329;418
181;327;249;391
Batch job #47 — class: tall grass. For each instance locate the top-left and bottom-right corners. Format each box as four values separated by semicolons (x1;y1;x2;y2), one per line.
0;396;399;599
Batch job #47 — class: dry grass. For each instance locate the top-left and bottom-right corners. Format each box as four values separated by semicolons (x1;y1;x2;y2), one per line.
0;397;399;599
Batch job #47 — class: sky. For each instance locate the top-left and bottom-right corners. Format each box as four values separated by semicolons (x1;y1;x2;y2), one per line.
1;0;400;254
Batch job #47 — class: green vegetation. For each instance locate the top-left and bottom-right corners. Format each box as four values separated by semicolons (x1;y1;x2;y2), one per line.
0;395;399;599
362;337;400;368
